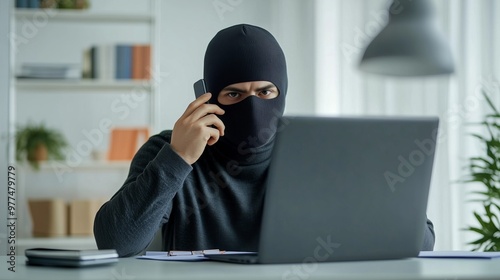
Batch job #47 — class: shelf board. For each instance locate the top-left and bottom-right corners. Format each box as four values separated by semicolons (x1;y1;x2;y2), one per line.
14;8;154;23
18;160;131;171
16;79;152;91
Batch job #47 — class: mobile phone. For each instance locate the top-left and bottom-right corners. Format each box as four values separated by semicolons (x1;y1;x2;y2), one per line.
193;79;208;99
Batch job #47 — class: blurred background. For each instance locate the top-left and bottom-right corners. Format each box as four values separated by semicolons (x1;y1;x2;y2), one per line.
1;0;499;254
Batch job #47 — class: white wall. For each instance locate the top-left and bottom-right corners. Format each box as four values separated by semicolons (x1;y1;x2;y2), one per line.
271;0;316;116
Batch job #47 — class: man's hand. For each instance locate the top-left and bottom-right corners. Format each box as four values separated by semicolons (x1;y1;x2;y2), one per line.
170;93;225;165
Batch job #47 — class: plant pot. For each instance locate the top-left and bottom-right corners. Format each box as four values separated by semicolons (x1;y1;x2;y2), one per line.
28;143;48;163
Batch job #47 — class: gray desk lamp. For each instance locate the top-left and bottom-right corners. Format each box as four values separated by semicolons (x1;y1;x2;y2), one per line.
359;0;454;76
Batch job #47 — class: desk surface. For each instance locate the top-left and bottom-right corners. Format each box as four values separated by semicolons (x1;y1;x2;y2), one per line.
1;256;500;280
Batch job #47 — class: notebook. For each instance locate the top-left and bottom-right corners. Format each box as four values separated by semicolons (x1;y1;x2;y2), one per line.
206;116;439;264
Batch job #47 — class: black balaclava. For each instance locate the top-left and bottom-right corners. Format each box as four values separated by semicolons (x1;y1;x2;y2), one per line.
204;24;288;151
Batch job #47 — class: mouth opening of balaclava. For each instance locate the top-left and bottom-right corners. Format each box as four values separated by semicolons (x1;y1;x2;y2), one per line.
203;24;288;149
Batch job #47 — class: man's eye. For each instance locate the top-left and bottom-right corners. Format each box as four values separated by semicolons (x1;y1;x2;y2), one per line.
228;92;240;98
260;90;272;96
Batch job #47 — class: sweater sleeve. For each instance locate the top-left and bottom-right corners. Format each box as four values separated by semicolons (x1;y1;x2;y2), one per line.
93;131;192;257
421;218;435;251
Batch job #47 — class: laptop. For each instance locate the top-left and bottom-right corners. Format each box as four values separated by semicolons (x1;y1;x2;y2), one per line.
206;116;439;264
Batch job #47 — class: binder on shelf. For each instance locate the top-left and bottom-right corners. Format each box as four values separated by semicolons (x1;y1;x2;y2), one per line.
108;127;150;161
90;45;110;80
28;0;39;8
132;45;145;80
82;48;92;79
142;45;152;80
108;45;117;80
90;46;98;79
16;0;29;8
16;0;39;8
86;43;151;81
98;45;110;80
116;45;132;79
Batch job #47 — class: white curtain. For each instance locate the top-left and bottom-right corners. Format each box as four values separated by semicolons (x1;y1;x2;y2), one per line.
314;0;500;250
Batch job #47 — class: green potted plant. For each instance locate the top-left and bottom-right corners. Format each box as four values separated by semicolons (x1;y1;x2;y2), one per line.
463;91;500;251
16;122;68;170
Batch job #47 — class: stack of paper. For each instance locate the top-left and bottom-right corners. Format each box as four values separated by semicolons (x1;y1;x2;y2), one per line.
18;63;81;79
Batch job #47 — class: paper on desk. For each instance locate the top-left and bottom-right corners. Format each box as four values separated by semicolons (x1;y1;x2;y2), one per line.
136;251;205;261
418;251;500;259
137;254;208;261
137;251;255;261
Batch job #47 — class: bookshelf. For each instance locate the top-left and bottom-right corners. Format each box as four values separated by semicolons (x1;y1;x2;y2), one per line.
14;2;161;131
13;0;160;250
31;160;131;170
16;79;153;91
14;8;155;22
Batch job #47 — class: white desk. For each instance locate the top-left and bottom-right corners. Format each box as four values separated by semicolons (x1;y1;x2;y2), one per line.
1;256;500;280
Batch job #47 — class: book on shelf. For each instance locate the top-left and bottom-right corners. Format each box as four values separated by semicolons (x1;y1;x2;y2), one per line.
16;0;39;9
17;0;90;9
115;45;132;79
132;45;144;80
82;48;92;79
85;44;151;81
107;127;150;161
17;63;81;79
143;45;151;80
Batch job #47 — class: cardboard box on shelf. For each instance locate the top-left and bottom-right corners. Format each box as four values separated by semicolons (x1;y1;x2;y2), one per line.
28;199;67;237
68;199;105;236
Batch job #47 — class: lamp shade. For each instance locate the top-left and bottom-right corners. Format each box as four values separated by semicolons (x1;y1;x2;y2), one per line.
359;0;454;76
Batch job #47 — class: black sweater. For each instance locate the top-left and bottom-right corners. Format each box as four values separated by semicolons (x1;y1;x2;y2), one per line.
94;130;435;257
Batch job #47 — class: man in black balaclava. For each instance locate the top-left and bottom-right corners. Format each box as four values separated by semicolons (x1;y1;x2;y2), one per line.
169;23;288;164
94;24;291;256
94;24;435;257
205;23;287;149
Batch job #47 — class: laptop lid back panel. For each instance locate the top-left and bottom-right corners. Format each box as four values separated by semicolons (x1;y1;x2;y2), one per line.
258;116;438;264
